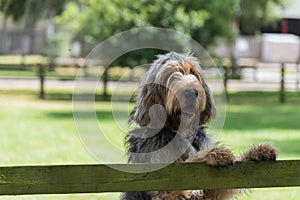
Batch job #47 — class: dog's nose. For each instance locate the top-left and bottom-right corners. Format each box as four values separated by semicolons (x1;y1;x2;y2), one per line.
184;88;198;99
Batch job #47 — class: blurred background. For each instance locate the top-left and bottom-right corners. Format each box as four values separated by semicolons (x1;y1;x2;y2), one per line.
0;0;300;199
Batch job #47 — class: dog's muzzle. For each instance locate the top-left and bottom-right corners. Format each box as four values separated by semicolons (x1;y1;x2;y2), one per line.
184;88;198;99
182;103;197;117
181;88;198;118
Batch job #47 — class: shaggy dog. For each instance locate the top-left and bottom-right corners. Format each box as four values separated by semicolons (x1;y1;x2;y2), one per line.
121;52;277;200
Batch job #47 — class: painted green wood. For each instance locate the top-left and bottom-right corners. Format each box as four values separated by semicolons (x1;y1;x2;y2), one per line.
0;160;299;195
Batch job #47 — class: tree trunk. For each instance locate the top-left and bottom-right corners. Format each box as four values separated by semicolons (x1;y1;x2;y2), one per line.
229;19;241;79
102;67;109;99
0;15;8;54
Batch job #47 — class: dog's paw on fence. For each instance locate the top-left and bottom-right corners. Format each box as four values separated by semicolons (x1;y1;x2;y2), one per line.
187;145;235;168
237;143;278;162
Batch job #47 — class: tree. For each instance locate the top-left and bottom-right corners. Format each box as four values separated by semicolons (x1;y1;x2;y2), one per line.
58;0;235;48
56;0;236;97
237;0;286;35
0;0;68;28
0;0;69;54
57;0;287;96
0;0;29;53
0;0;29;21
58;0;287;59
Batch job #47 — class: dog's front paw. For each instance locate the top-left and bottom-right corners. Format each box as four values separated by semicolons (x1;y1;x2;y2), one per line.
187;145;235;168
240;143;278;162
204;146;235;167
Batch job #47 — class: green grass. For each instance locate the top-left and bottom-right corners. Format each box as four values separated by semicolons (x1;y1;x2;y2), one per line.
0;55;46;65
224;91;300;199
0;70;36;77
0;91;122;199
0;69;76;80
0;89;300;199
222;91;300;159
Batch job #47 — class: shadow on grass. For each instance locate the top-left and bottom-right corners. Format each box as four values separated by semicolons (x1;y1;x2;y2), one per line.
44;91;300;131
45;93;135;102
0;89;135;102
33;90;300;104
45;93;113;101
45;110;129;122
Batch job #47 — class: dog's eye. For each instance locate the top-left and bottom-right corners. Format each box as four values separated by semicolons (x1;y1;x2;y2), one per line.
178;68;185;74
190;70;201;79
190;70;197;76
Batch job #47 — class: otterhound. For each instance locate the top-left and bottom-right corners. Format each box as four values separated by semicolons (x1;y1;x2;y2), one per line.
121;52;277;200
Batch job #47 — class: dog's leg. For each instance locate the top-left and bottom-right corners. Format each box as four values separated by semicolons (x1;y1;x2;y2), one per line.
187;145;234;166
152;190;204;200
152;146;237;200
121;191;152;200
186;145;239;200
236;143;278;162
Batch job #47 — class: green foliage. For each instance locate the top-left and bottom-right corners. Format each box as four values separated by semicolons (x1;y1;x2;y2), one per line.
0;0;72;56
237;0;287;35
56;0;236;65
24;0;68;28
45;32;72;58
0;0;30;21
0;0;69;26
57;0;288;65
58;0;235;47
0;0;288;65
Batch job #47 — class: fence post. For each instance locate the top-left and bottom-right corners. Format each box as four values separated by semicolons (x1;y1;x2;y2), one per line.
223;66;229;101
296;62;299;92
279;63;285;103
102;67;109;99
38;64;45;99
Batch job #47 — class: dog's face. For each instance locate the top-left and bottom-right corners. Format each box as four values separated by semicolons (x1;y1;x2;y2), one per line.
163;61;206;119
132;52;215;131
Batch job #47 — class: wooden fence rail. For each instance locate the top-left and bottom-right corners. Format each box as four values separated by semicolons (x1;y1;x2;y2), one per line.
0;160;299;196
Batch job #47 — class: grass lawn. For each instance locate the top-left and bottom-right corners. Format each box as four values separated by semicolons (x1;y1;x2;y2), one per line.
0;88;299;199
0;68;143;81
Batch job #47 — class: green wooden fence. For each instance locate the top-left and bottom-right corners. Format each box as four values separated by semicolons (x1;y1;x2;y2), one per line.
0;160;299;196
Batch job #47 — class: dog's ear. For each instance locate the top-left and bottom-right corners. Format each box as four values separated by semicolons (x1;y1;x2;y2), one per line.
199;73;216;125
133;83;167;128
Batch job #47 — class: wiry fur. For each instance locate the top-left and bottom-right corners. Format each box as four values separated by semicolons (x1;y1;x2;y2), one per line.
122;52;278;200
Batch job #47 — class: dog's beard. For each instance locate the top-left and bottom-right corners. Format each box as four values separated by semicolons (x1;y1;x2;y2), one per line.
165;92;201;134
181;100;198;118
